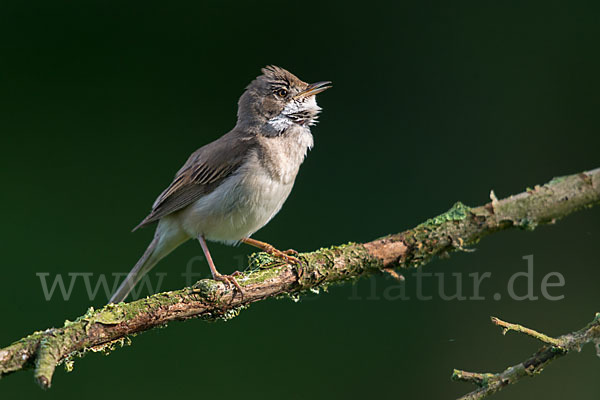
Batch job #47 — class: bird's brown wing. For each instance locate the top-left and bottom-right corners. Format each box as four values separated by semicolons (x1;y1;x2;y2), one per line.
133;131;256;231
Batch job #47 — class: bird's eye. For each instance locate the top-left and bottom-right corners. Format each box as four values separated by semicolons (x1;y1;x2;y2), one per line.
276;88;288;98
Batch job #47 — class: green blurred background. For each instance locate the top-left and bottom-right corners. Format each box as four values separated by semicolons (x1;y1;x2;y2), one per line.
1;1;599;399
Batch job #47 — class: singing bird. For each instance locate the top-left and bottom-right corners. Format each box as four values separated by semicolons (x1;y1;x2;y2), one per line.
109;66;331;303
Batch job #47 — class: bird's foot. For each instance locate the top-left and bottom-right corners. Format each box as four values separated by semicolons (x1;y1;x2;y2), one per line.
258;244;301;265
212;272;243;295
270;247;301;265
283;248;299;256
242;238;301;265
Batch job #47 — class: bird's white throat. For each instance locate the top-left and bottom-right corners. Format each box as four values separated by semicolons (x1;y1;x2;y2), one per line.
267;96;321;132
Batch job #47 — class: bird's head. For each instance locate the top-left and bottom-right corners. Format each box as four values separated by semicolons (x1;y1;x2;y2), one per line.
237;65;331;135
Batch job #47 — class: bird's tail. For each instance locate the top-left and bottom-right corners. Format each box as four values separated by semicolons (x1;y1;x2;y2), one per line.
109;222;188;304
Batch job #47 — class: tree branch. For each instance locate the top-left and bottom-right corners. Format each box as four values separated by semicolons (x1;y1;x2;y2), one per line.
453;313;600;400
1;168;599;390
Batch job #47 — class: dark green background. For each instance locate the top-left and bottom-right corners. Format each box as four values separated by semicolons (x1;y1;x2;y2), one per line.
1;1;599;399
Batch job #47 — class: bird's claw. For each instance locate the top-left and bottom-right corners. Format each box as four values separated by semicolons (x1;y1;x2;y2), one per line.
213;272;244;296
242;238;302;266
283;248;299;256
269;248;301;265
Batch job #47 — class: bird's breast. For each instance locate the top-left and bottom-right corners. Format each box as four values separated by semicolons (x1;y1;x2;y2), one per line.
178;128;313;243
257;127;314;185
179;158;295;244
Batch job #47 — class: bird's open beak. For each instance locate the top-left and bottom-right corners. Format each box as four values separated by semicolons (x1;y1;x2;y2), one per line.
295;81;332;99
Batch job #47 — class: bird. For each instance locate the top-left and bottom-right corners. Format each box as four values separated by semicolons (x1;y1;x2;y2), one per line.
109;66;331;303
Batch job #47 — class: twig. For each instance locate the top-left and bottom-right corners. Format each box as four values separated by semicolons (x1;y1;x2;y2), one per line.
490;316;563;347
453;314;600;399
0;167;599;389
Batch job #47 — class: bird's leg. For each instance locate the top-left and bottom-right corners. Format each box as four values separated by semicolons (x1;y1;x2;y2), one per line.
198;235;243;293
242;238;300;265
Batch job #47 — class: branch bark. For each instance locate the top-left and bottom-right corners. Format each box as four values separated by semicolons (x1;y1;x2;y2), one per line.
1;168;599;390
